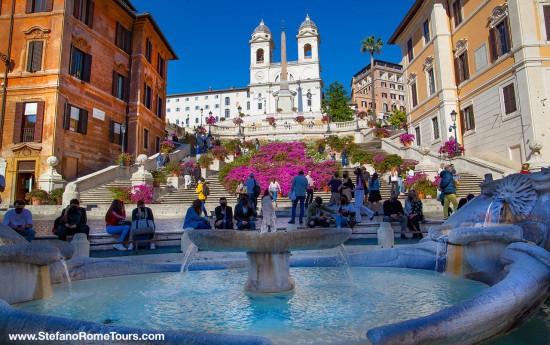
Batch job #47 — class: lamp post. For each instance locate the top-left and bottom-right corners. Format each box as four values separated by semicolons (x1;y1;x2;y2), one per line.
237;106;243;138
120;123;127;166
325;112;331;134
186;114;189;128
449;110;460;156
200;108;203;127
306;90;312;112
208;111;213;138
263;99;266;114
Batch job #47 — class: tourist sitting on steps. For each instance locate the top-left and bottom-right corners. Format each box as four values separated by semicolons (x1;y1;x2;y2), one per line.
184;199;212;229
234;194;257;230
335;195;356;228
3;199;35;242
307;197;335;228
404;190;423;239
214;197;234;230
54;199;89;242
105;199;132;251
131;200;156;250
383;192;408;240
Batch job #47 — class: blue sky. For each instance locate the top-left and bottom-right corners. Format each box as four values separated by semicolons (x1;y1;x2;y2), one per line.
131;0;416;95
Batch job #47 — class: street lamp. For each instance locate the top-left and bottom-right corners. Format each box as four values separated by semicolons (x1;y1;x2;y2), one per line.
200;108;203;127
448;110;460;156
306;90;312;112
263;99;266;114
120;123;127;166
237;106;243;138
325;112;332;134
208;111;213;138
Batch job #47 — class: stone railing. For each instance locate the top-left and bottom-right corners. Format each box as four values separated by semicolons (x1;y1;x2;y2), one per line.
380;139;516;178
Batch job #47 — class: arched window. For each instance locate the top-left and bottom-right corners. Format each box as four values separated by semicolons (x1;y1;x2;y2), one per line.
225;97;230;105
247;101;250;110
304;44;312;58
215;116;219;121
256;49;264;63
175;119;179;125
195;118;199;124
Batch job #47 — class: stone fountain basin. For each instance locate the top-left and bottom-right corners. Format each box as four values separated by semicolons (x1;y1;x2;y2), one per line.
186;228;353;253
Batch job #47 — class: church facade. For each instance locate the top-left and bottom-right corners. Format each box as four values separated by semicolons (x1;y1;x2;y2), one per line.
166;16;324;127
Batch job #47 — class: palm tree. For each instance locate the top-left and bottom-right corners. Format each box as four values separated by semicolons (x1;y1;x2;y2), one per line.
360;36;384;121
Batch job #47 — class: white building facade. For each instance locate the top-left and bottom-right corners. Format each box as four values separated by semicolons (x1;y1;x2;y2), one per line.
166;16;324;127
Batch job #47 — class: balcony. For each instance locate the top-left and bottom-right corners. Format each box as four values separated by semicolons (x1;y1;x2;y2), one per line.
22;127;35;142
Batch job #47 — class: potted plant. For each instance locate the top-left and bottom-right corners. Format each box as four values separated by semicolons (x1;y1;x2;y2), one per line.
399;133;415;147
373;128;390;138
233;117;244;126
277;108;283;114
108;186;131;203
27;189;49;205
292;107;298;113
160;140;175;153
367;120;378;128
115;153;134;166
165;161;183;176
266;116;277;126
197;154;214;168
438;139;464;158
130;185;155;204
49;188;64;205
321;114;331;124
211;146;230;161
151;170;167;187
404;173;437;199
194;125;207;135
357;110;368;120
295;115;305;124
206;116;216;126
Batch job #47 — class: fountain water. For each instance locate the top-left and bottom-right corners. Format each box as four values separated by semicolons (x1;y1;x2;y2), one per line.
58;258;72;292
180;243;198;273
336;245;353;282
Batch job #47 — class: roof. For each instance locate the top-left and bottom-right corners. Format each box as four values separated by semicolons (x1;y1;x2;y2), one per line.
353;60;403;78
136;13;178;60
253;20;272;35
388;0;425;44
299;15;318;31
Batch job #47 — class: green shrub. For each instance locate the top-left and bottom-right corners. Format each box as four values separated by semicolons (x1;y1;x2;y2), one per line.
49;188;64;205
108;187;131;203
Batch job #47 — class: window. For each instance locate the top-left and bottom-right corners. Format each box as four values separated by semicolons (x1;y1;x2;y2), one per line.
109;121;122;145
156;136;160;152
399;95;405;101
502;83;517;115
256;49;264;63
224;109;230;118
361;101;367;107
392;104;397;110
390;84;395;89
167;109;171;113
184;98;188;101
205;105;209;110
195;97;198;101
247;90;250;98
194;106;199;110
225;97;230;106
145;38;152;63
415;127;421;145
407;38;414;62
185;118;189;125
205;96;208;100
157;54;165;78
64;104;88;134
143;83;152;110
195;118;199;124
432;116;440;140
215;104;219;109
382;93;388;98
381;82;387;87
383;103;388;112
115;23;131;54
427;68;436;95
143;128;149;149
398;85;404;90
214;95;219;99
304;44;312;58
69;45;92;82
156;96;163;118
26;41;43;72
216;116;219;122
112;72;127;101
410;82;418;107
13;102;44;143
25;0;53;13
423;18;431;43
258;101;263;110
400;106;405;111
167;99;170;103
460;105;475;131
544;6;550;40
247;101;250;110
454;52;470;84
73;0;94;27
184;107;189;111
452;0;463;27
489;19;511;62
390;94;396;100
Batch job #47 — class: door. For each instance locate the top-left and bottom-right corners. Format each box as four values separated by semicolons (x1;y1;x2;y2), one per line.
15;161;36;201
64;157;78;181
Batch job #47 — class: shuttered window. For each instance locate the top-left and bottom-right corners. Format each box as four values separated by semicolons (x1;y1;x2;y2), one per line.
460;106;475;131
112;71;128;101
13;102;44;143
156;96;163;118
489;19;511;62
26;41;43;72
69;45;92;82
144;84;152;110
545;6;550;41
410;82;418;107
415;127;421;146
452;0;463;28
109;120;122;145
407;38;414;62
502;84;517;115
145;38;152;63
25;0;53;13
115;23;132;54
143;128;149;149
157;54;165;78
73;0;94;28
454;52;470;84
64;103;88;134
432;117;440;140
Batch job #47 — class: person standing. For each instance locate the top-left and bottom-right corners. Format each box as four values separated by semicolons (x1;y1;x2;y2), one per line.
55;199;89;242
341;148;348;167
105;199;131;250
156;153;163;169
234;194;257;230
368;173;382;216
353;168;375;223
520;163;531;174
183;164;192;190
327;172;342;208
383;192;408;240
131;200;156;249
193;165;201;187
214;197;234;230
260;189;277;233
269;178;281;206
389;167;399;195
3;200;35;242
254;139;260;151
305;170;315;208
244;173;260;211
195;177;209;217
0;172;5;205
163;153;170;167
288;171;309;225
339;171;354;203
330;149;336;161
439;164;458;220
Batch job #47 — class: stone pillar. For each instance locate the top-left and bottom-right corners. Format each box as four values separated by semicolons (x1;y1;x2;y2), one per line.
131;154;154;187
526;141;550;172
415;146;438;179
37;156;67;193
245;252;295;293
71;233;90;258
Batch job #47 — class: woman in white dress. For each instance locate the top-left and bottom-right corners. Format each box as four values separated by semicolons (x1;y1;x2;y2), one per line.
260;189;277;233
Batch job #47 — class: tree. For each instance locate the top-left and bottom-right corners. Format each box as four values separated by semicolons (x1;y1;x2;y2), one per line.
321;81;354;122
360;36;384;120
389;109;407;129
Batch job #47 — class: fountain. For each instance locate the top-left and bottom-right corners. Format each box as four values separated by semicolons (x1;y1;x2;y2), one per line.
186;227;352;293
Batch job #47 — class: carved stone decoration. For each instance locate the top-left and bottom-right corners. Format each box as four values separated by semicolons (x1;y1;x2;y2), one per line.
488;3;509;29
407;72;417;84
38;156;66;193
156;79;165;92
72;34;91;53
144;73;153;85
114;61;129;77
454;38;468;57
423;56;435;71
489;174;537;220
526;140;549;172
10;142;42;155
23;26;51;39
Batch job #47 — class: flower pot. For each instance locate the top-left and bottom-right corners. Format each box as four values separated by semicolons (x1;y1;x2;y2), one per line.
124;161;130;167
404;142;412;147
323;186;330;192
31;197;42;205
153;180;161;188
418;191;425;200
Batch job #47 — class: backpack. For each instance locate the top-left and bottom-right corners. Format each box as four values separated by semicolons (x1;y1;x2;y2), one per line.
203;184;210;197
253;180;261;198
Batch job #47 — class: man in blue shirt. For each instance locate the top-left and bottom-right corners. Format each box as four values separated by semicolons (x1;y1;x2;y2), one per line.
243;173;260;211
288;171;309;225
3;200;35;242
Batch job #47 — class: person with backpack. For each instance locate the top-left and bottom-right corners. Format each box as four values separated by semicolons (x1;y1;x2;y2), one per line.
131;200;156;249
196;177;209;217
244;173;260;211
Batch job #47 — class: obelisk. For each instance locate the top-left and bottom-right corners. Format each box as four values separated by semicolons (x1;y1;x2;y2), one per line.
277;22;293;113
